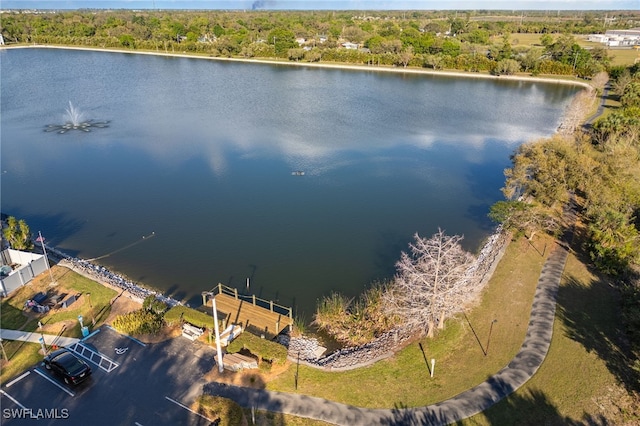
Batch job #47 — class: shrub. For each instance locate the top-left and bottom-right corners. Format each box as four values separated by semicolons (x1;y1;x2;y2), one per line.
314;282;398;345
142;295;168;315
226;332;288;365
194;395;246;426
112;309;163;335
164;306;213;329
291;315;307;337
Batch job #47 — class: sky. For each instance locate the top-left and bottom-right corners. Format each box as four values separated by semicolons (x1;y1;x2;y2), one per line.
1;0;638;10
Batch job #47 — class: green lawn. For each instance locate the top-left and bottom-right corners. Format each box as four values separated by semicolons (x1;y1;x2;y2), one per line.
465;251;636;424
0;265;118;384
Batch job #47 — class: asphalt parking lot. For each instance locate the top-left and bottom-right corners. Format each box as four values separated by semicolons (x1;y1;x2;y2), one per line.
1;326;217;425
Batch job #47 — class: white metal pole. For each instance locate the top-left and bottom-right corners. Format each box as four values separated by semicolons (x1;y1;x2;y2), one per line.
38;231;55;284
212;295;224;373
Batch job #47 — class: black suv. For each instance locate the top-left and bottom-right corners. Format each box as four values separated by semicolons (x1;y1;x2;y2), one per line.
43;349;92;385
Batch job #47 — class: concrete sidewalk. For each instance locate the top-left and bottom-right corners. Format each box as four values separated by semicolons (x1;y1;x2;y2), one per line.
0;328;80;348
205;204;577;425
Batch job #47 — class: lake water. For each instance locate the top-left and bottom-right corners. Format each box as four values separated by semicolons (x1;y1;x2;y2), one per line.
0;48;579;315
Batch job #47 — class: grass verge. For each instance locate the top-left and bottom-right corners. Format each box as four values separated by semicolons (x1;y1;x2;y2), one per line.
463;225;639;424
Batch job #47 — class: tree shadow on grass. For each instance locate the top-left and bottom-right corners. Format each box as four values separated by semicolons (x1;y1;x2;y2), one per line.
557;274;639;395
481;386;608;426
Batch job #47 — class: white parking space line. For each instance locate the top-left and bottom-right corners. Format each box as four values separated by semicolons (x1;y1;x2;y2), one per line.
0;389;28;409
67;342;119;372
5;371;31;387
33;369;75;397
164;396;213;422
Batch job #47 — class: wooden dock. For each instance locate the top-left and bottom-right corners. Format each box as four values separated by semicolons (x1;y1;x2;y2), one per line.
203;284;293;339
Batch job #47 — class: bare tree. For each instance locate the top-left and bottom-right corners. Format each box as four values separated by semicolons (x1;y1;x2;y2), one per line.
557;87;596;136
397;46;414;68
386;229;477;338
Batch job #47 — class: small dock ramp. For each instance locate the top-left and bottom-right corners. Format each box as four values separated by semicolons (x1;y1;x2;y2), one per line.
203;284;294;339
67;342;119;372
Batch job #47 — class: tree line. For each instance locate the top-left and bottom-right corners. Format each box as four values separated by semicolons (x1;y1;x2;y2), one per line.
1;9;638;77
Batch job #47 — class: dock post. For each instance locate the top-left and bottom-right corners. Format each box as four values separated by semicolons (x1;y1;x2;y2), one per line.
234;288;238;299
252;295;256;305
270;301;273;312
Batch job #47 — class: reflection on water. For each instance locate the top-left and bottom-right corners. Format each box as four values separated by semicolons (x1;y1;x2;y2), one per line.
0;48;579;314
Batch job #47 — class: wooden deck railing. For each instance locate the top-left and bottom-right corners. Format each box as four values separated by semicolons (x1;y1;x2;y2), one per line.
202;283;293;321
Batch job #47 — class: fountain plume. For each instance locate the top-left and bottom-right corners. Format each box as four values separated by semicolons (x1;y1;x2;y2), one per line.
44;101;109;134
64;101;85;127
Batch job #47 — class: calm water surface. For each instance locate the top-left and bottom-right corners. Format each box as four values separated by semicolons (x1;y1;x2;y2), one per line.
0;48;579;314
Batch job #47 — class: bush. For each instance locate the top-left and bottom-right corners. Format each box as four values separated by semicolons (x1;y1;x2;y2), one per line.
314;283;397;345
164;306;213;329
112;309;164;335
226;332;288;365
142;295;168;315
194;395;246;426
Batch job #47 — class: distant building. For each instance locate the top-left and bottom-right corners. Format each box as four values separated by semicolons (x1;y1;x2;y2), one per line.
341;42;359;50
197;34;216;43
587;28;640;47
606;28;640;37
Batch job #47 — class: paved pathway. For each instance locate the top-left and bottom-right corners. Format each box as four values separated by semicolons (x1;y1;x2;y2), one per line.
0;328;80;347
585;83;610;126
205;204;577;425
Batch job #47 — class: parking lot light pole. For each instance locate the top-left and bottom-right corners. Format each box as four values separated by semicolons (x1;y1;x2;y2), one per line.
206;292;224;373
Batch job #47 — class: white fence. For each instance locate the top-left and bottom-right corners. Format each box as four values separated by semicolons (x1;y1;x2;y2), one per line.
0;249;48;297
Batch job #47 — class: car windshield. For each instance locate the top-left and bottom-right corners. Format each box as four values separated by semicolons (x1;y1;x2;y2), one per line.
57;353;86;374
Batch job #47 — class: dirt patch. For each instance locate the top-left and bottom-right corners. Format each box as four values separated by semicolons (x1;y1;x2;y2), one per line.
40;319;76;338
102;294;142;325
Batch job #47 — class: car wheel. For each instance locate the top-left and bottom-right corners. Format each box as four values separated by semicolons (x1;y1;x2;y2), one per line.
64;377;70;385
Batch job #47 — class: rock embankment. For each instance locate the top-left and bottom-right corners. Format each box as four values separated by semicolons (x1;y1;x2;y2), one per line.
283;328;417;371
44;244;182;308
